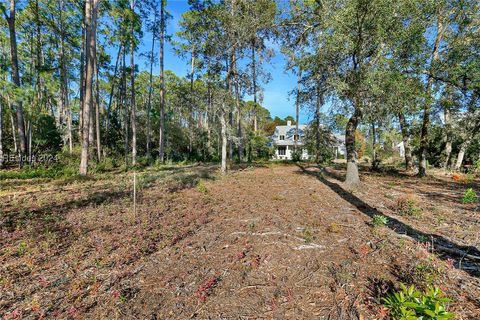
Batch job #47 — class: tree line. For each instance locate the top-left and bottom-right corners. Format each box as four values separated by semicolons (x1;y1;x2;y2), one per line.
0;0;479;184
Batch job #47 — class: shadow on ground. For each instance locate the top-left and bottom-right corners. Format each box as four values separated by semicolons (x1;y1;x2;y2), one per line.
295;163;480;278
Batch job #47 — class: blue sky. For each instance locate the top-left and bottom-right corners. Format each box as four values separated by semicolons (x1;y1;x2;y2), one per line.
134;1;311;124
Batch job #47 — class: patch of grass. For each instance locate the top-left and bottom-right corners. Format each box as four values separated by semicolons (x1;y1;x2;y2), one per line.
462;188;477;204
372;214;388;227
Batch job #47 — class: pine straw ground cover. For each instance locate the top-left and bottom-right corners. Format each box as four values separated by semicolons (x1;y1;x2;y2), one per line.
1;163;479;319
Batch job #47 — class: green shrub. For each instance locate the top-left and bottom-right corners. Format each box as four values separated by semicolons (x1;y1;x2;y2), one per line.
291;151;302;162
383;284;454;319
93;157;117;173
373;214;388;227
395;196;422;218
462;188;477;204
196;181;208;194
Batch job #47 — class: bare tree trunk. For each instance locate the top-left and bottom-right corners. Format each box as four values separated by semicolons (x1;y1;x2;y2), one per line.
295;68;301;152
398;112;413;171
251;41;258;133
130;0;137;166
230;47;243;162
371;121;379;170
455;140;468;171
188;45;195;155
79;5;86;139
66;77;73;153
220;104;227;175
80;0;98;175
146;11;156;158
443;103;452;169
345;107;362;186
9;98;17;154
315;82;322;163
27;119;32;166
6;0;27;167
94;43;101;161
158;0;166;162
122;50;129;166
418;17;444;177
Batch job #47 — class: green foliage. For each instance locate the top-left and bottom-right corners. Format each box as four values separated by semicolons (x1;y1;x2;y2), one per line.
196;180;208;194
17;241;28;256
395;196;422;218
246;134;272;161
372;214;388;227
462;188;478;204
291;150;302;162
383;284;454;320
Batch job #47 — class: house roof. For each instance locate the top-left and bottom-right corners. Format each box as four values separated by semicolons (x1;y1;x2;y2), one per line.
275;124;308;135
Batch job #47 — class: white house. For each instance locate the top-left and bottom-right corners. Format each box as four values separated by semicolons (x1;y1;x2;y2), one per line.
271;121;309;160
270;121;346;160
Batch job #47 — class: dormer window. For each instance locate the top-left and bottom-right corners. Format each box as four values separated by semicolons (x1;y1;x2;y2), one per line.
279;135;285;140
294;134;299;141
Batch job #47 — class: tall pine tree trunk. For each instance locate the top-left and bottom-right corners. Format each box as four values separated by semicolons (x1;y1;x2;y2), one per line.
233;48;243;162
158;0;166;162
122;50;129;166
130;0;137;165
188;45;195;155
7;0;27;167
79;6;86;139
251;41;258;133
146;12;156;158
220;104;228;175
79;0;98;175
94;45;101;161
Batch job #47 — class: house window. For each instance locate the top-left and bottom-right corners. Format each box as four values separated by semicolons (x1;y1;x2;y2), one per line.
278;146;286;156
279;135;285;140
294;134;299;141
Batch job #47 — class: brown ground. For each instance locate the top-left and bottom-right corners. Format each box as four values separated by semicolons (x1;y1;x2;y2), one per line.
1;163;479;319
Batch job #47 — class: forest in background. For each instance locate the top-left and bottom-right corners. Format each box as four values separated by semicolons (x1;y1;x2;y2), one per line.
0;0;479;185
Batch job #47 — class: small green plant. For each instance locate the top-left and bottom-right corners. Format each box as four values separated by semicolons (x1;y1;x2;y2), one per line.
372;214;388;227
395;196;422;218
383;284;454;319
462;188;477;204
302;228;313;244
17;241;28;256
196;181;208;194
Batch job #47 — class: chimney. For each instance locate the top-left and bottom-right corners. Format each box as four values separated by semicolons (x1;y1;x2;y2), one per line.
287;120;292;126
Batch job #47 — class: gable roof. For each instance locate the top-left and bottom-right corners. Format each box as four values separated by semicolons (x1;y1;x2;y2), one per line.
274;124;308;136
